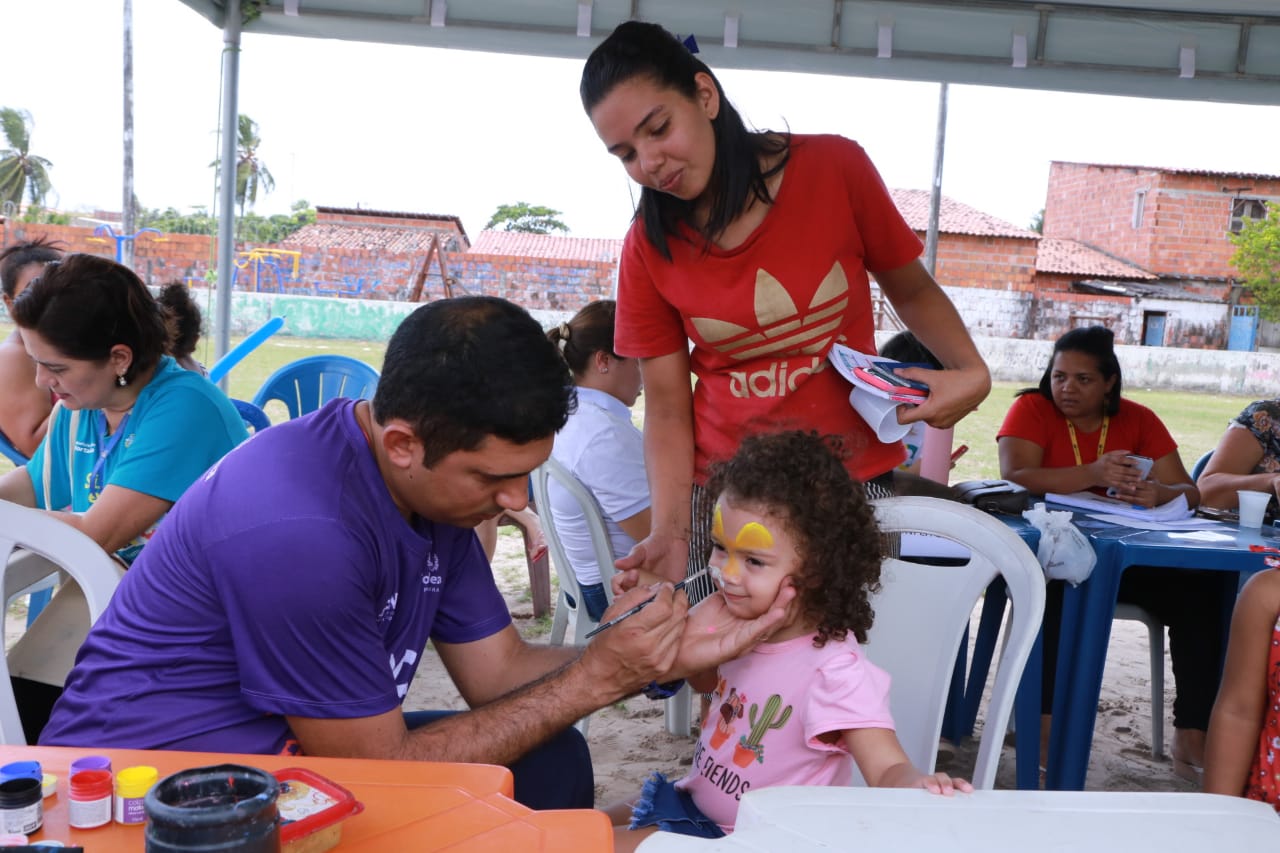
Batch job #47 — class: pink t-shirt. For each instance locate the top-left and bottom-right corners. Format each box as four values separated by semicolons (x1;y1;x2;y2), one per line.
677;633;894;832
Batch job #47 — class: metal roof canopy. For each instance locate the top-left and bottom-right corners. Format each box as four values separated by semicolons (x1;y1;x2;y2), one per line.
172;0;1280;365
178;1;1280;106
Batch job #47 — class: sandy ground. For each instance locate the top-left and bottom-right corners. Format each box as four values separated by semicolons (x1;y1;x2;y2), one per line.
405;529;1199;805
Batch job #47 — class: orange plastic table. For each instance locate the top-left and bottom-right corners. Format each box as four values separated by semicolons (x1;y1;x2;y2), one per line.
1;745;610;851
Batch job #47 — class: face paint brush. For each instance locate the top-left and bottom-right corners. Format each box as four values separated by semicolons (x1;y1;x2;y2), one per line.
583;569;708;640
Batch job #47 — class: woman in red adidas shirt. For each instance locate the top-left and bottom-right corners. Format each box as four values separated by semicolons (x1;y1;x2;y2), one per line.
580;21;990;591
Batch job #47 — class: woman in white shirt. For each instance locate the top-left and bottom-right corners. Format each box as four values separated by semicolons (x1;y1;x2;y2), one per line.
546;301;650;621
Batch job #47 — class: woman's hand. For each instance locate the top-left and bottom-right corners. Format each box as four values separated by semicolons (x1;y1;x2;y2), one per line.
895;364;991;430
1089;450;1141;491
615;531;689;585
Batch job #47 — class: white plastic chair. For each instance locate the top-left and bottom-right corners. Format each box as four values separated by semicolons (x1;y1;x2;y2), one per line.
531;457;691;736
0;502;124;744
1114;603;1164;758
530;457;617;649
864;496;1046;790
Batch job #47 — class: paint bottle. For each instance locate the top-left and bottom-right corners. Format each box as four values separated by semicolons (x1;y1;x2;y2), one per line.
0;762;41;784
68;756;111;778
114;766;158;826
143;764;279;853
68;770;113;830
0;777;43;835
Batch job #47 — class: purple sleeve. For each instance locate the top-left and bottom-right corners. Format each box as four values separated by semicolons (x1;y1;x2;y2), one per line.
209;519;409;719
427;525;513;645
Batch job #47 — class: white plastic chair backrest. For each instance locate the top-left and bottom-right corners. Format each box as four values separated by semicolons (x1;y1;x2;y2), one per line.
0;502;124;744
861;496;1045;790
530;457;617;643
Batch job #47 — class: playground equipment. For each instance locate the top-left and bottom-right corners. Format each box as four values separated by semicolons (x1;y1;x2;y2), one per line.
208;316;287;384
89;225;163;264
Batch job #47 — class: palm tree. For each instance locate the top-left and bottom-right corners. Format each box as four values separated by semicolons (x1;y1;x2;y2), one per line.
210;114;275;219
0;108;53;211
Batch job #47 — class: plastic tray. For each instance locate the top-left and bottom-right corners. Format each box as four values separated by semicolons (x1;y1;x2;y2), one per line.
273;768;363;853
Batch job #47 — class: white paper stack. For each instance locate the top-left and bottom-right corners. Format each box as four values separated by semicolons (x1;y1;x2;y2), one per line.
1045;491;1193;522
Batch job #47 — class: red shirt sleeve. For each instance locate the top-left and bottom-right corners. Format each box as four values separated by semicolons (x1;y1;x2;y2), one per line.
614;222;687;360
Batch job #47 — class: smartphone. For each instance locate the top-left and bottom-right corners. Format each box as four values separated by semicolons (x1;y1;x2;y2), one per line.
1106;454;1154;497
853;365;928;398
1125;455;1154;479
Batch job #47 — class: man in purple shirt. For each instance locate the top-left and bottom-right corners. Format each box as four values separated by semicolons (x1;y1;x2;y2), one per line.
41;297;790;810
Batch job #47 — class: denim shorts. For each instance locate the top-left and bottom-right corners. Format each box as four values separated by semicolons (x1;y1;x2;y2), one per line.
629;772;725;839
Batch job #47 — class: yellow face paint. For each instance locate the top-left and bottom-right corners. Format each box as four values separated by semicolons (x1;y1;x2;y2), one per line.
712;504;776;585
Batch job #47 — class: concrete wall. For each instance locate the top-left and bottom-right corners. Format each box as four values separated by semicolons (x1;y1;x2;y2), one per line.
951;335;1280;396
194;290;1277;396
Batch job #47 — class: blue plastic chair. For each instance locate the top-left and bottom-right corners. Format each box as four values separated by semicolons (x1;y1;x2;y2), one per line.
1190;450;1213;481
232;399;272;434
250;355;380;422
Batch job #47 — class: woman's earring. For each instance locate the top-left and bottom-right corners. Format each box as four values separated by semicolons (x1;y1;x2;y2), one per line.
117;374;128;387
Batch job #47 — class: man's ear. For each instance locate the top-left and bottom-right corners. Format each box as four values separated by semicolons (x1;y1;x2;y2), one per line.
380;420;421;469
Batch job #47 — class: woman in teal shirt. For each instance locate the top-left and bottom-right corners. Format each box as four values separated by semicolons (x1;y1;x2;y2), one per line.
0;253;248;739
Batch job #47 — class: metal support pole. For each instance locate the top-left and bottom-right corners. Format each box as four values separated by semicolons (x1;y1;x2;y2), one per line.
923;82;948;277
215;0;242;383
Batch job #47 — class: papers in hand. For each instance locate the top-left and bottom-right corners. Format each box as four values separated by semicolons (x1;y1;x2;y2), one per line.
827;344;932;443
1045;491;1193;522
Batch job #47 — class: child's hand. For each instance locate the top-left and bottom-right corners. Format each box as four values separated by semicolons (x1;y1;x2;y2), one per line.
916;772;973;796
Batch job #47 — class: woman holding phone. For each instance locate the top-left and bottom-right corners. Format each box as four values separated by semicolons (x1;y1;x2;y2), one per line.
997;325;1217;781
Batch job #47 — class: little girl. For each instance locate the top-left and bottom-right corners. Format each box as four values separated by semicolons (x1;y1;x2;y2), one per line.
1205;565;1280;807
608;430;970;850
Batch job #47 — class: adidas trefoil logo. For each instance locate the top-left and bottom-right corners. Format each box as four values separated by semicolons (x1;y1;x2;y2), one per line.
690;263;849;399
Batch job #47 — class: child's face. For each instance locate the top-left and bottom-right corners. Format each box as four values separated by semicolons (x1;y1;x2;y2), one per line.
708;496;801;619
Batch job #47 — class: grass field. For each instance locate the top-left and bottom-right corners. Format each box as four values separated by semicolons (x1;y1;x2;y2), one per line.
0;323;1254;484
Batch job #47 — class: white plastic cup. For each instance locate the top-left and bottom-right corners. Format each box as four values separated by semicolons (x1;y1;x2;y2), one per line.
1236;490;1271;529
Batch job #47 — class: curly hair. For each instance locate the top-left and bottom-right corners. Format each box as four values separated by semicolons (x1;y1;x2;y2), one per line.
704;430;882;646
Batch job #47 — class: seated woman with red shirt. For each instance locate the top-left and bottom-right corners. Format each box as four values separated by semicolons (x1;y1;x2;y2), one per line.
997;325;1222;782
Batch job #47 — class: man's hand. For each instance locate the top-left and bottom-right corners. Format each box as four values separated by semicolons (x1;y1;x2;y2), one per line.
578;582;689;700
670;583;797;679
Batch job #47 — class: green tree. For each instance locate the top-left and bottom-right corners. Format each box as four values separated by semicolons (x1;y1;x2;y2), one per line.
0;108;53;211
210;114;276;219
485;202;569;235
137;199;315;245
1231;204;1280;320
1029;208;1044;234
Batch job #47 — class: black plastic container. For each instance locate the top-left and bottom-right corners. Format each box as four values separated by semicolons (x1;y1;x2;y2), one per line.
143;764;280;853
0;776;43;834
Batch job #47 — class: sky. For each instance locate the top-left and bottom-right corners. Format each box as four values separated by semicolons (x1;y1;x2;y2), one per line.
3;0;1280;242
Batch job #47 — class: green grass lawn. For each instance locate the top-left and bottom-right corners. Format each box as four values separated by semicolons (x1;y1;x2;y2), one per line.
0;323;1254;485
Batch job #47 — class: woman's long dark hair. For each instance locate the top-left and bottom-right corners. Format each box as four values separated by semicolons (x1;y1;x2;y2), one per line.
1018;325;1123;416
580;21;788;261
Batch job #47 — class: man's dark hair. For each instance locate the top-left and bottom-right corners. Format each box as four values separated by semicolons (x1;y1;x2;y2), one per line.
373;296;576;467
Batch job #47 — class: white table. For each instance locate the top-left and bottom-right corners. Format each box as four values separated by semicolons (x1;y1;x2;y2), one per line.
636;787;1280;851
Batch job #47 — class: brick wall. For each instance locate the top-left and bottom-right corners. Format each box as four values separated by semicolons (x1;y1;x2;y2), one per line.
0;221;617;309
926;233;1038;293
1044;162;1280;280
